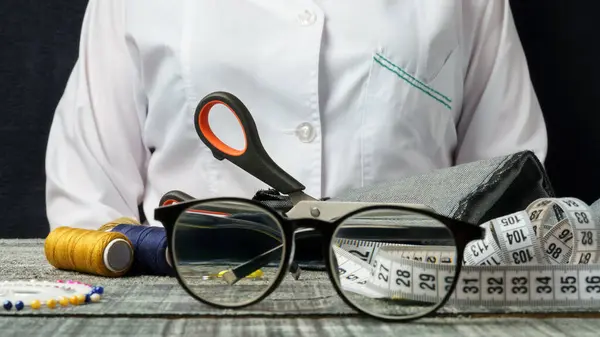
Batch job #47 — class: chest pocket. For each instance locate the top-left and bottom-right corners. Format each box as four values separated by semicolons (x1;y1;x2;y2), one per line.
372;48;456;110
365;44;459;117
357;8;462;184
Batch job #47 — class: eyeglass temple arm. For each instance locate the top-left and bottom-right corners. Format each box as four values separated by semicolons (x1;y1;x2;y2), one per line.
221;227;327;284
221;244;300;285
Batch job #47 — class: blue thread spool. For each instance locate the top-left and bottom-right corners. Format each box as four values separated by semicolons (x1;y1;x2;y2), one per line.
110;225;173;276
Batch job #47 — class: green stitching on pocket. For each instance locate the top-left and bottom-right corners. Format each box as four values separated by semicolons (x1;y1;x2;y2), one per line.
374;53;452;110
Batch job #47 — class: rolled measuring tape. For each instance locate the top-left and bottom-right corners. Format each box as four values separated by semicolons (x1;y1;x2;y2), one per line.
332;197;600;306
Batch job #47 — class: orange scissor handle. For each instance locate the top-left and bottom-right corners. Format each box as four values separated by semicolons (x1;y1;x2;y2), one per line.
194;91;306;195
159;190;195;206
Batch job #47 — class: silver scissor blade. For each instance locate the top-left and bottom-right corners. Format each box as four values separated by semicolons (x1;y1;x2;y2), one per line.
288;191;318;205
285;200;435;221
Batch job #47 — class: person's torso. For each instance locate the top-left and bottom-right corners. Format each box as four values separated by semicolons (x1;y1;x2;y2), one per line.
124;0;467;224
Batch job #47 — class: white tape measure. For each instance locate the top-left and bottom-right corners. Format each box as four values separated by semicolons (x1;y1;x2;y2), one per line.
332;197;600;307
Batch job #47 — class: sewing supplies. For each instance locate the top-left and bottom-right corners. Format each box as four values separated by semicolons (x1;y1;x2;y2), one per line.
45;226;134;277
151;91;600;321
109;224;173;276
45;216;176;277
99;217;173;274
0;280;104;311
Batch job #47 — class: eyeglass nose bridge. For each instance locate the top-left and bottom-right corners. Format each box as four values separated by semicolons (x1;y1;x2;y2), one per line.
277;219;338;281
290;218;337;251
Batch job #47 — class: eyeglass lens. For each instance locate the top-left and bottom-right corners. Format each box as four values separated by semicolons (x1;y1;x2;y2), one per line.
330;208;458;319
171;200;286;307
171;200;458;319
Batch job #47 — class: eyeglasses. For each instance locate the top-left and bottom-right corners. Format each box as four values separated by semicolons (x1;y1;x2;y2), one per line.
154;90;484;321
154;196;484;322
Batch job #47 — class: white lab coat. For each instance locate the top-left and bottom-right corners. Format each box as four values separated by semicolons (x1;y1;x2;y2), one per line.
45;0;547;230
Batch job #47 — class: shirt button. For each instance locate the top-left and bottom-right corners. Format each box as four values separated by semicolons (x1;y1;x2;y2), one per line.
295;122;316;143
297;10;317;26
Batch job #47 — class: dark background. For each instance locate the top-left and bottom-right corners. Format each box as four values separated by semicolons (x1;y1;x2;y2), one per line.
1;1;599;238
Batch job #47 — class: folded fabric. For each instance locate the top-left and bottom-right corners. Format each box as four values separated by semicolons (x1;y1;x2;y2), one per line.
330;150;554;224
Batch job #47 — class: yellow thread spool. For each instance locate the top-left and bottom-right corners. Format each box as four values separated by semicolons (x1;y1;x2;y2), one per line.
44;226;134;277
98;217;140;232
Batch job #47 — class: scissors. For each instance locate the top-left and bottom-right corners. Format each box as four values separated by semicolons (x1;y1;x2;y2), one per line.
192;91;433;220
157;91;437;283
193;91;317;206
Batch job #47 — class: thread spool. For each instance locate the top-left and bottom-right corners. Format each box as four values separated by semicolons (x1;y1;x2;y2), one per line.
98;217;140;232
109;224;173;276
100;217;173;274
44;227;134;277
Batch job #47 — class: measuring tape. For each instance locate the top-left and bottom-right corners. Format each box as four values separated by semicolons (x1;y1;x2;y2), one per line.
332;197;600;307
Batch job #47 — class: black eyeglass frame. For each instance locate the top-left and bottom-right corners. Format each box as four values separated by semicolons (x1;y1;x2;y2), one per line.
154;197;485;322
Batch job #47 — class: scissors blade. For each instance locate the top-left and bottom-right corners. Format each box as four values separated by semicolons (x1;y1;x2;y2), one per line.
288;191;318;205
285;200;435;221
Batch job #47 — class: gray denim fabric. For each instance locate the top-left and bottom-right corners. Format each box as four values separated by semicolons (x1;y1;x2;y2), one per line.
331;151;553;225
